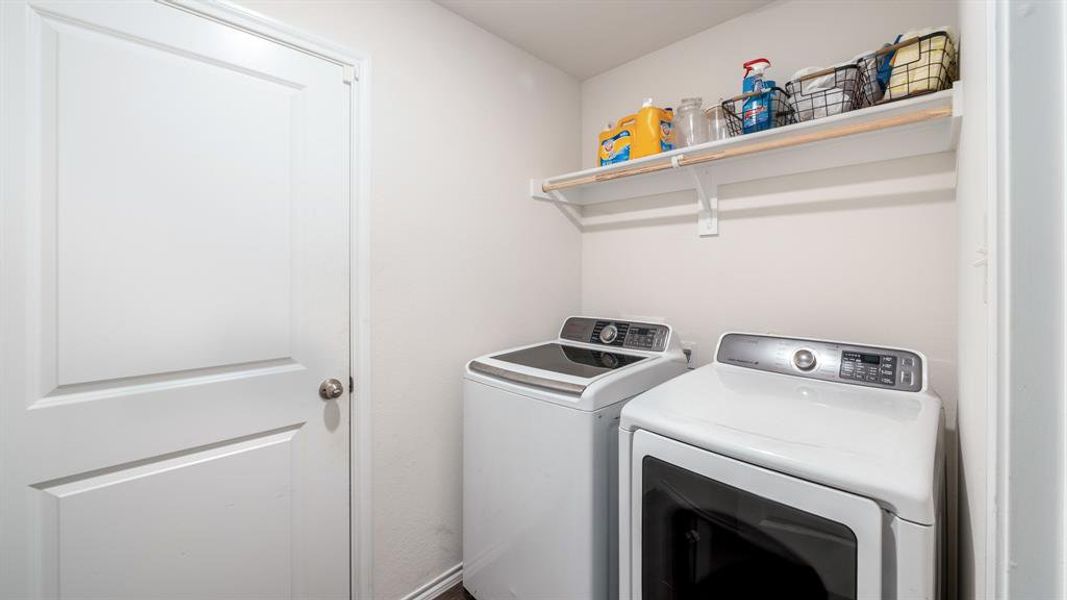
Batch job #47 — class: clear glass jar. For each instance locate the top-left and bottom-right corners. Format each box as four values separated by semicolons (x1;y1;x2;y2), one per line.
672;97;712;148
705;102;731;141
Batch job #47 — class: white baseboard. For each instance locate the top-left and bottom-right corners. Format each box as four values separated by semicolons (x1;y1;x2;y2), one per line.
399;563;463;600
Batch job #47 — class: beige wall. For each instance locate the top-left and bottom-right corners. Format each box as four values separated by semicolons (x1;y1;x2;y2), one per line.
237;2;583;598
579;0;961;592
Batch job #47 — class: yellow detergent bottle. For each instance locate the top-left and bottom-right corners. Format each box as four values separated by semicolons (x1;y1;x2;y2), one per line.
632;98;673;159
597;99;673;166
597;119;635;166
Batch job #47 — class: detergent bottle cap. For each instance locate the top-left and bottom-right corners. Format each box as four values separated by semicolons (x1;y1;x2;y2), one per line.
743;58;771;76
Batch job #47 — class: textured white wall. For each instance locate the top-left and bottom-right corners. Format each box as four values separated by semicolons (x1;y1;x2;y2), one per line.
236;2;582;598
579;0;961;593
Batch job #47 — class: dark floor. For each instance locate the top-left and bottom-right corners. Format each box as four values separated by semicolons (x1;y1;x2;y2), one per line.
438;582;472;600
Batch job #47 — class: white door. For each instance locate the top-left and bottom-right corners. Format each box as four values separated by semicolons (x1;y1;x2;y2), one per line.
0;2;352;598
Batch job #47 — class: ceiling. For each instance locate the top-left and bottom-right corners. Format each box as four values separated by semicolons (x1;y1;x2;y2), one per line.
435;0;772;79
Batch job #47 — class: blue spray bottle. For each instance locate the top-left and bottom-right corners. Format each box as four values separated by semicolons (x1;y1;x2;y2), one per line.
741;58;773;134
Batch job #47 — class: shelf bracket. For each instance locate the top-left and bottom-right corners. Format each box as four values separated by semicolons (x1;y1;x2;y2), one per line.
529;178;552;202
690;168;719;237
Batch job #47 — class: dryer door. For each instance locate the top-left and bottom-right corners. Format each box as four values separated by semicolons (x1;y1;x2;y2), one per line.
630;430;882;600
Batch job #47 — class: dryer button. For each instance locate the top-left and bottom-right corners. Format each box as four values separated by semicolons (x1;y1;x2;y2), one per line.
793;349;817;371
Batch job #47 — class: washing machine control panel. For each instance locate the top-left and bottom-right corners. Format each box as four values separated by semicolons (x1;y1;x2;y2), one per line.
716;333;924;392
559;317;670;352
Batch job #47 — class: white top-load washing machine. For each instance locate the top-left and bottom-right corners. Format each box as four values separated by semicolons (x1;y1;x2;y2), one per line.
619;333;944;600
464;316;688;600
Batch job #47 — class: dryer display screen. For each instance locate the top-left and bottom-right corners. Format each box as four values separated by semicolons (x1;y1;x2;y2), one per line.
840;351;897;386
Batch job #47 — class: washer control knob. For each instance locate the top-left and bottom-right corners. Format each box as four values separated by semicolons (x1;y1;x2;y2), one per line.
599;324;619;344
793;349;817;371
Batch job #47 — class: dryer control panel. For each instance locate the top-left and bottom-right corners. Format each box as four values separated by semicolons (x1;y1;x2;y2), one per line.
715;333;924;392
559;317;670;352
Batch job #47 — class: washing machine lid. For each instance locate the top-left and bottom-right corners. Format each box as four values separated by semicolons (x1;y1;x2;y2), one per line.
491;342;648;379
465;317;688;412
620;358;943;525
467;343;667;411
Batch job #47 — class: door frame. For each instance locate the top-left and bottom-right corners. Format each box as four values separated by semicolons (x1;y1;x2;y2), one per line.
990;0;1067;598
156;1;374;597
628;429;884;599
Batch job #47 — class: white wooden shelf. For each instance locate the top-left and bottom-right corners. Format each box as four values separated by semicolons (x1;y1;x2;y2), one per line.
531;85;962;236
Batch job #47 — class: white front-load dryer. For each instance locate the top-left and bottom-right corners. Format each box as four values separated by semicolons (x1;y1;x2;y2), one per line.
619;333;945;600
464;316;688;600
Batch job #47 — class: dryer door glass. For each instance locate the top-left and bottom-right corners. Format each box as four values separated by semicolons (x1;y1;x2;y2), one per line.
641;456;858;600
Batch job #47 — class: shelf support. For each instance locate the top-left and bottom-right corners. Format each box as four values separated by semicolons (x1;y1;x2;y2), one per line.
690;167;719;237
529;178;552;202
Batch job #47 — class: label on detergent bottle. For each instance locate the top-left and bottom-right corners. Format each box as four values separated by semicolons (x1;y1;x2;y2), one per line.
660;118;673;152
599;130;631;166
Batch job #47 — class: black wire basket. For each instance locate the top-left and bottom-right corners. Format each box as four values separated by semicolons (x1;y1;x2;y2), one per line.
721;87;794;137
785;64;865;123
855;30;958;105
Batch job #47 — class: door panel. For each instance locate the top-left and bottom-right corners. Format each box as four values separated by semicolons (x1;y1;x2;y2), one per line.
37;427;299;599
2;2;352;598
54;14;297;384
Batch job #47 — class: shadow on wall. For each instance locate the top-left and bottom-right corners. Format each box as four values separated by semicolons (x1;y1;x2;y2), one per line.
579;152;957;231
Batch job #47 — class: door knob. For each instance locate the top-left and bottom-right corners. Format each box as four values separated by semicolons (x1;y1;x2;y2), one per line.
319;378;345;400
